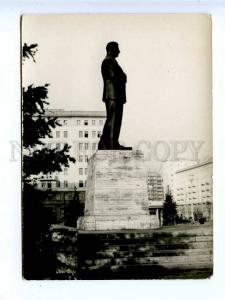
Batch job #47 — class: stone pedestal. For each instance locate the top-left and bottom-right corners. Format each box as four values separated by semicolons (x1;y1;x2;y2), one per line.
77;150;152;230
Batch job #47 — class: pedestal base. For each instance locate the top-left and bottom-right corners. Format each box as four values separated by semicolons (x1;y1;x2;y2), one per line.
78;150;153;230
78;215;153;231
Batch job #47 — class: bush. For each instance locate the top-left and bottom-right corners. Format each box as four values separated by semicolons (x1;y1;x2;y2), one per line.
199;217;206;224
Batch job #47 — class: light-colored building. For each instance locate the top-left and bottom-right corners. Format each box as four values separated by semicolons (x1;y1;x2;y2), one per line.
175;160;213;221
34;109;106;223
161;160;198;196
147;171;164;227
37;109;106;192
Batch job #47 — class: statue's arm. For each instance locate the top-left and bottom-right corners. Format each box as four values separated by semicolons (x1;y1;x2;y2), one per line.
104;61;117;100
105;60;116;79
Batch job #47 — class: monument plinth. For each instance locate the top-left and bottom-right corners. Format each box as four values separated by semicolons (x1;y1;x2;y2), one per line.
77;150;152;230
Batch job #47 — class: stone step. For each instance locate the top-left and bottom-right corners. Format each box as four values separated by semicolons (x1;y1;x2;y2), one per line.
78;240;212;251
78;235;213;247
78;229;213;239
82;254;212;268
78;268;213;280
78;264;213;280
79;248;212;259
81;261;213;272
77;226;213;279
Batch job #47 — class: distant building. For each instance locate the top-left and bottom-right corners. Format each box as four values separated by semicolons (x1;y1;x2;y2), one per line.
175;160;213;221
38;109;106;189
36;109;106;223
37;178;78;224
161;160;197;196
147;171;164;227
147;171;164;202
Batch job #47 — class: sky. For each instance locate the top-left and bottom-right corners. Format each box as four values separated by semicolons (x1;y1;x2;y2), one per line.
22;14;212;160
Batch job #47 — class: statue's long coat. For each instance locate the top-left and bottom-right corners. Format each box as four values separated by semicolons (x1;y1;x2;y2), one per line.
101;56;127;104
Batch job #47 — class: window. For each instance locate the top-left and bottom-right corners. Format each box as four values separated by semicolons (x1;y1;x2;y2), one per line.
92;131;96;138
84;131;88;138
55;193;61;200
99;119;103;125
85;143;88;150
56;181;60;188
47;143;51;149
64;168;68;175
85;168;87;175
56;131;60;138
79;143;83;150
56;143;60;150
79;168;83;175
97;131;101;138
64;180;68;188
79;180;84;188
79;131;83;138
85;155;88;162
149;209;156;215
92;120;95;125
63;120;68;125
64;131;68;138
79;155;83;162
77;120;81;125
47;182;52;189
92;143;96;150
42;182;46;188
65;192;73;201
84;120;88;126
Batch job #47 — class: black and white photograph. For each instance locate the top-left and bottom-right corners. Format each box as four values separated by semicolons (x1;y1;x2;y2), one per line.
21;13;212;280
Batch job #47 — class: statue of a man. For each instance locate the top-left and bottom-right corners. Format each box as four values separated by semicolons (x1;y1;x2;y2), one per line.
98;42;132;150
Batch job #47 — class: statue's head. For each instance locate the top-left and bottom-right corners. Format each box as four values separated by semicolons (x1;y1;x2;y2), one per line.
106;41;120;58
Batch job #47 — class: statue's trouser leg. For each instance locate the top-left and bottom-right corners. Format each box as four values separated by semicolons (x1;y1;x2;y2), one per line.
99;100;115;148
113;101;123;144
99;100;123;149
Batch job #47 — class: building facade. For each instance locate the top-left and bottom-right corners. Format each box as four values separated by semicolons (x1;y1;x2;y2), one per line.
161;160;198;196
36;109;106;223
175;160;213;221
37;109;106;190
147;171;164;227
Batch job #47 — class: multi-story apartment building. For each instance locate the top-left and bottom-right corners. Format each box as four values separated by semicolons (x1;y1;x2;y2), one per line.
147;171;164;227
147;171;164;202
161;160;197;196
175;160;213;221
36;109;106;223
37;109;106;189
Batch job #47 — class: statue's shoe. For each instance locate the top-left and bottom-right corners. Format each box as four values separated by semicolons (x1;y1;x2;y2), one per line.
98;141;108;150
116;144;132;150
98;142;132;150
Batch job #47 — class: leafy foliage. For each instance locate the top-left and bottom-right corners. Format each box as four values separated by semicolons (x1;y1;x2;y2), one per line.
23;144;74;178
22;43;38;62
162;192;178;226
